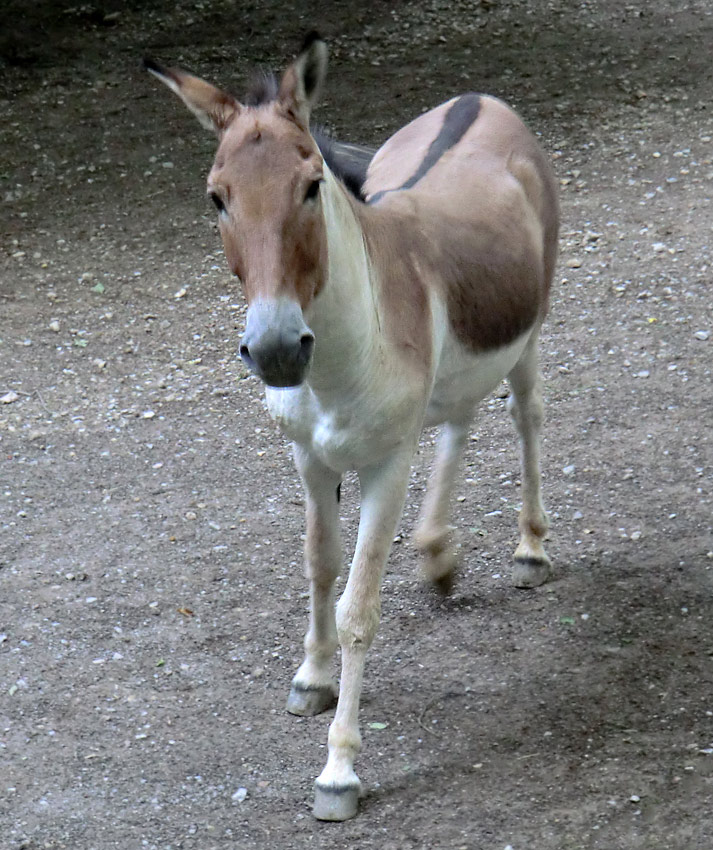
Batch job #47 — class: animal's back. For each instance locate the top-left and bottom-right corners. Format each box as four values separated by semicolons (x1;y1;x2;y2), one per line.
364;94;557;229
360;94;559;356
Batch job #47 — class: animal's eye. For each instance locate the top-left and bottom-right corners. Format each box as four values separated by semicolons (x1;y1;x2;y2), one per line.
210;192;226;213
304;180;321;203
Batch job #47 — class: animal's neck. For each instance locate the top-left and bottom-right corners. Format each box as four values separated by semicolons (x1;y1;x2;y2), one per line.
304;168;381;396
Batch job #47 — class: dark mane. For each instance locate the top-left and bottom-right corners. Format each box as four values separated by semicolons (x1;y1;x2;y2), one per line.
244;70;279;107
313;129;376;202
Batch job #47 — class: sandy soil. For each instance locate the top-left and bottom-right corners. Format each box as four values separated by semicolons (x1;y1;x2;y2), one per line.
1;1;712;848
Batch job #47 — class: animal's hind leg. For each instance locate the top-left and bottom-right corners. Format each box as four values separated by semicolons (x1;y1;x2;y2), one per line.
507;334;552;588
414;421;469;594
286;445;342;717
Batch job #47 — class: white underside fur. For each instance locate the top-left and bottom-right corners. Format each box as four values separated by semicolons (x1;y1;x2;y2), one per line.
266;280;533;472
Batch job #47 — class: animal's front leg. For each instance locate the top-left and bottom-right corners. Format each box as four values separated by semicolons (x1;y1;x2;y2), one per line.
313;451;413;821
287;445;342;717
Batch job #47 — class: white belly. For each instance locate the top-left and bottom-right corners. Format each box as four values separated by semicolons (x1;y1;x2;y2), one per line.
424;328;532;427
265;325;532;470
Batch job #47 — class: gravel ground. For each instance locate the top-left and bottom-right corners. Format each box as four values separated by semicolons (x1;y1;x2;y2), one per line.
1;1;712;848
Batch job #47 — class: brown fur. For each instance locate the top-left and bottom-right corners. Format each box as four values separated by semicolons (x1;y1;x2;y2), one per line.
363;95;559;353
209;111;327;308
362;190;543;354
166;65;240;132
355;200;433;373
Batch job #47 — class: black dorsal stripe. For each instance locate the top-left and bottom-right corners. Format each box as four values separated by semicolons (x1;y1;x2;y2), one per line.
368;93;481;204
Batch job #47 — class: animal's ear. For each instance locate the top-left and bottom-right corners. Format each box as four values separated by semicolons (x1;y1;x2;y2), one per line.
277;32;328;127
143;58;241;135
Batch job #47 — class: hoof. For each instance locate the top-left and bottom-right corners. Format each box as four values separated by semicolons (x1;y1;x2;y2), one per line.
313;780;361;821
286;682;336;717
432;568;455;596
512;555;552;589
418;531;458;595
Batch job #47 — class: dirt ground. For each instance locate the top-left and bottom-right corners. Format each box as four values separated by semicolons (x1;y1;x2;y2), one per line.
1;1;712;848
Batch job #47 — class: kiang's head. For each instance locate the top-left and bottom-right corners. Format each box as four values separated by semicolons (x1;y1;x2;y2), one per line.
146;35;329;387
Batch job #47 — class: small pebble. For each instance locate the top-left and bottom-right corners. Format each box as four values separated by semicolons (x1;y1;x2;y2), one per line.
694;330;709;340
232;787;248;802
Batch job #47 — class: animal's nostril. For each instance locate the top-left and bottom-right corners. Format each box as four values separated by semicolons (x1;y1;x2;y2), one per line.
239;343;255;370
299;333;315;362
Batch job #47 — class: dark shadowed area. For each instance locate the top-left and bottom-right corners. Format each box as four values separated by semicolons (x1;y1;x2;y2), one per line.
1;1;712;848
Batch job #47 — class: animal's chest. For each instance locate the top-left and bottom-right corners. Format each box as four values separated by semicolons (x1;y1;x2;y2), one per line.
265;380;424;472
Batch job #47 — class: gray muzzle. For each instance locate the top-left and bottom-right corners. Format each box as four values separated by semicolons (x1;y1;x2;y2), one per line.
240;299;315;388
